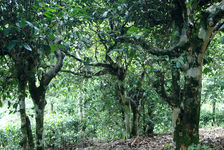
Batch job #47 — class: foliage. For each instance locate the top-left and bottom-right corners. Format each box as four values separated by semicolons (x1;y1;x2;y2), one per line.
0;115;89;149
188;144;212;150
0;125;22;149
0;0;224;149
200;105;224;127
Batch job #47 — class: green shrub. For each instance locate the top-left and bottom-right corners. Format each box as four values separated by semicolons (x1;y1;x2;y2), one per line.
0;115;89;149
0;125;22;149
44;115;85;148
188;144;212;150
200;109;224;127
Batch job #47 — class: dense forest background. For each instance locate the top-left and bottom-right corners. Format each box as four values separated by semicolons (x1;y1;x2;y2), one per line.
0;0;224;150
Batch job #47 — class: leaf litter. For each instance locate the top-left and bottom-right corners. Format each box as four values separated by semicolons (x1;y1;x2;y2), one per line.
47;128;224;150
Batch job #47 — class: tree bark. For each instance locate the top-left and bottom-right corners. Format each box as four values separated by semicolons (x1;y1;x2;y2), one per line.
131;104;138;136
117;81;132;138
124;103;132;138
173;63;202;150
26;116;34;149
33;94;46;150
18;75;34;150
147;104;154;135
18;81;28;150
212;100;216;126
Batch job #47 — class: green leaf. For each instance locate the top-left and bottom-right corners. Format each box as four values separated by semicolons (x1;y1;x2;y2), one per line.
50;44;57;52
8;40;17;50
102;10;110;18
203;67;211;74
25;21;34;28
128;49;136;58
151;68;158;72
3;28;10;37
49;33;56;41
108;50;116;55
13;103;18;109
21;18;26;28
221;85;224;91
134;34;141;39
41;44;51;55
176;61;182;68
186;1;192;8
0;101;2;107
23;43;32;51
84;65;90;71
221;37;224;44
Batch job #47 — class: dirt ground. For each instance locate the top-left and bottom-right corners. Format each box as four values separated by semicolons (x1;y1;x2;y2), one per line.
49;128;224;150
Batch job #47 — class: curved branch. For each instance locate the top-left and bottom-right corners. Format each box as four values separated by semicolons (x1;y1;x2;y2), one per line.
41;49;64;86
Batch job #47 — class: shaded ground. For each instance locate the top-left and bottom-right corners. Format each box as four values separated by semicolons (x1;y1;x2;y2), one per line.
49;128;224;150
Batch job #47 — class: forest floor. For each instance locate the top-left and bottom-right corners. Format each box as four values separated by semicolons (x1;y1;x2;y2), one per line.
50;128;224;150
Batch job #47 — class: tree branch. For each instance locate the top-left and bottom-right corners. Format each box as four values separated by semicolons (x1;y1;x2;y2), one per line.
150;70;174;107
62;49;83;62
41;49;64;86
41;38;64;87
206;1;224;27
118;28;188;58
213;20;224;33
61;68;109;78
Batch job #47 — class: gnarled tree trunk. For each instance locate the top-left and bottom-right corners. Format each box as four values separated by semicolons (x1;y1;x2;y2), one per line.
16;61;34;150
173;64;202;149
34;95;46;150
29;87;47;150
18;80;34;150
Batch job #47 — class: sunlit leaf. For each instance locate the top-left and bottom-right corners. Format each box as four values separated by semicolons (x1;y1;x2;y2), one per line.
25;21;34;28
102;10;110;18
176;61;182;68
134;34;141;39
23;43;32;51
85;65;90;71
186;1;193;8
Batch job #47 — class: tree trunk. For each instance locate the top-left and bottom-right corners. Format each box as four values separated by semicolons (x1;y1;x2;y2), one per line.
142;101;146;133
212;100;216;126
173;65;202;150
26;116;34;149
131;104;138;136
18;82;28;150
123;103;132;138
33;95;46;150
18;80;34;150
117;81;132;138
147;104;154;135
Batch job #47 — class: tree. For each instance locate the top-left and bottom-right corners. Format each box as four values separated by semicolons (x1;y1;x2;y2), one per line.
65;1;224;148
60;0;158;138
126;1;224;149
0;1;65;149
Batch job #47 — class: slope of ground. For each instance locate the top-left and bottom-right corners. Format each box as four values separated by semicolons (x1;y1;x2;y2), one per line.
48;128;224;150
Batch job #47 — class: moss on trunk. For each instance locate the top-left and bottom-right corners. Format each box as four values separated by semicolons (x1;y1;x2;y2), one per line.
34;96;46;150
